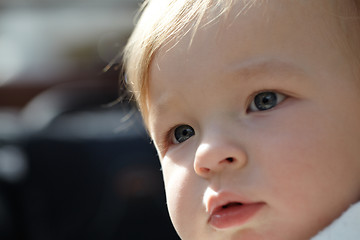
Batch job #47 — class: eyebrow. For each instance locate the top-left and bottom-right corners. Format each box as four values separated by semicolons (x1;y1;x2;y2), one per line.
148;58;306;128
225;58;306;80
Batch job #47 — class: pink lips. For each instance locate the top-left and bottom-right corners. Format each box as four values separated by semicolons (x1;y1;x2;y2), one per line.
207;192;265;229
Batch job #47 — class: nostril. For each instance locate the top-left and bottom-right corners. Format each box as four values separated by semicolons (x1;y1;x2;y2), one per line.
226;157;234;163
199;167;210;173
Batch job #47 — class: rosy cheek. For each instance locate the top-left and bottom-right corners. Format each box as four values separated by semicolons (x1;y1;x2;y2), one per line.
163;170;188;230
162;159;204;228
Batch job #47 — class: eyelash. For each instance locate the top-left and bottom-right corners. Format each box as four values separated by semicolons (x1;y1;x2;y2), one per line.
247;90;287;113
157;126;185;155
158;90;287;152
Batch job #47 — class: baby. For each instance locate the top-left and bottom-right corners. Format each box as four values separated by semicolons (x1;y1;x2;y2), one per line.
123;0;360;239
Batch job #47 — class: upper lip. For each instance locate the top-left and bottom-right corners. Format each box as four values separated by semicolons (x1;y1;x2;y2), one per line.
206;191;255;216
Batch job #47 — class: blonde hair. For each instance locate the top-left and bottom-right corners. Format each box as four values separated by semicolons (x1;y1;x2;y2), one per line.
122;0;360;122
123;0;245;119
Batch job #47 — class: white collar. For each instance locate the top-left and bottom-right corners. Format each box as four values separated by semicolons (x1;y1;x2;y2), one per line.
311;201;360;240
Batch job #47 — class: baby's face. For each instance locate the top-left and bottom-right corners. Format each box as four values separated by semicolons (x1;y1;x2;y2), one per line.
147;0;360;239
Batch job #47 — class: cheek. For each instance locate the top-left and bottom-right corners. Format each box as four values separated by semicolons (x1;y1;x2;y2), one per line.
254;114;328;202
254;100;360;179
161;157;205;237
253;103;360;233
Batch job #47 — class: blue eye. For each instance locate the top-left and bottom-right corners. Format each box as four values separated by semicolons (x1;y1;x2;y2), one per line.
172;125;195;144
248;91;285;112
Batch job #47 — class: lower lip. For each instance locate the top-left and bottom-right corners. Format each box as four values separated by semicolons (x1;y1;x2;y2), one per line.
208;203;265;229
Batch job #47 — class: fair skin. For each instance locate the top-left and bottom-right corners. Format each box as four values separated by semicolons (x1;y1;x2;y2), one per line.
146;0;360;239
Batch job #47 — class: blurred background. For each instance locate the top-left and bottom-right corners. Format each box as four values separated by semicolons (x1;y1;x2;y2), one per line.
0;0;179;239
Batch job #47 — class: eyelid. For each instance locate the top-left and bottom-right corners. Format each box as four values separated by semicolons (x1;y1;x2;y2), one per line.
246;89;288;113
156;128;173;156
171;124;195;143
156;124;186;156
168;125;179;144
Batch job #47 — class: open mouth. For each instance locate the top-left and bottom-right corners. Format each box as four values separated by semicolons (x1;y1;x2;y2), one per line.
208;201;264;229
222;202;243;209
211;202;245;216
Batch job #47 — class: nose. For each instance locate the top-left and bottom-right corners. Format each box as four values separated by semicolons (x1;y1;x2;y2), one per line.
194;131;248;178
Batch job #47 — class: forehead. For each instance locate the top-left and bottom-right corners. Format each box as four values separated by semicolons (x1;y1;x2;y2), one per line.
146;0;350;127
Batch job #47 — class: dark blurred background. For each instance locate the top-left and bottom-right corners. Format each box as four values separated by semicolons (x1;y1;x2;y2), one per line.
0;0;179;239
